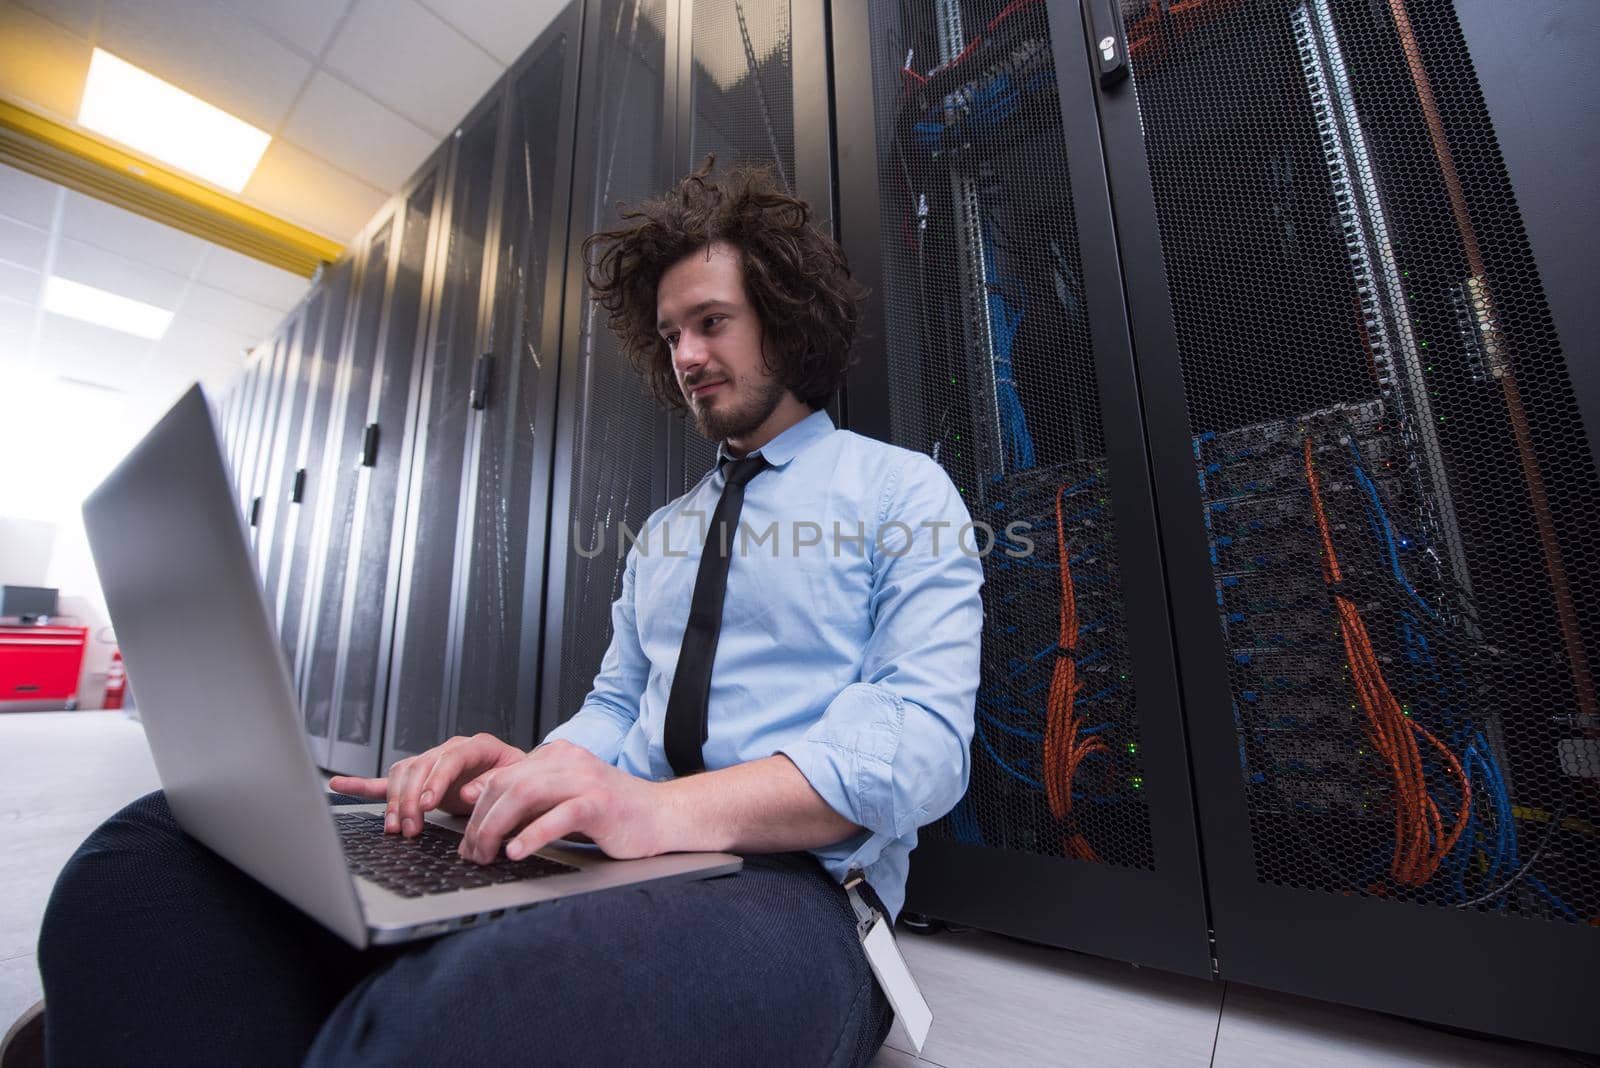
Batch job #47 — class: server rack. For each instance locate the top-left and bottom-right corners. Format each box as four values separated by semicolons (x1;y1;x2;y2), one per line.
383;6;582;768
256;304;311;614
321;159;444;777
541;0;827;737
831;0;1212;977
1089;0;1599;1051
297;208;400;770
262;291;327;628
281;259;353;734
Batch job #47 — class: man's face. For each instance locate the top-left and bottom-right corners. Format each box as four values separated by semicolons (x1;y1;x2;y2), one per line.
656;241;787;443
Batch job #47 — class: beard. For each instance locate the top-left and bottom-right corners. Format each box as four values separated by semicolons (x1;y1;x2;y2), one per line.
691;374;787;442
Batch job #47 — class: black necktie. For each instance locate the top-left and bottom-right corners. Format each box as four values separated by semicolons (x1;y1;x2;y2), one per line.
663;454;771;775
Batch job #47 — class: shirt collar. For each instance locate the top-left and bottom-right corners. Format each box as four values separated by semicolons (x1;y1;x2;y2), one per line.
716;408;835;470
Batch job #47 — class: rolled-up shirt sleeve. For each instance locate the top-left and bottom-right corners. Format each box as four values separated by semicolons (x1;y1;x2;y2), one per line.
778;453;983;841
541;540;648;765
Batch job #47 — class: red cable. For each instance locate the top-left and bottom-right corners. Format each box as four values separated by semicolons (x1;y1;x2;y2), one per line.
1304;437;1470;887
1044;481;1107;863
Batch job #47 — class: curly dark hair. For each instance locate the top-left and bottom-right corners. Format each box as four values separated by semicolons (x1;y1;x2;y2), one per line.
582;158;866;413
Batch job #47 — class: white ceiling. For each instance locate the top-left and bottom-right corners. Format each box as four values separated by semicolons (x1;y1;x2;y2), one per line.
1;0;568;241
0;0;567;414
0;0;566;538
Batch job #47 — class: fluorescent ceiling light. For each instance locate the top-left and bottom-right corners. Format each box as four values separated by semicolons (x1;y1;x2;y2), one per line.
43;276;174;340
78;48;271;192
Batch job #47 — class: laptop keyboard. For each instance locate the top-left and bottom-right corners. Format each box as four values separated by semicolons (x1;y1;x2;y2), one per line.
333;811;579;898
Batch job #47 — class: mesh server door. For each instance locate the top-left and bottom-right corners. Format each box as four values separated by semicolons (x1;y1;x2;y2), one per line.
324;163;444;777
384;97;504;765
446;13;580;751
298;211;399;770
282;264;351;745
831;0;1211;974
541;0;676;737
1093;0;1600;1050
267;291;328;632
242;333;292;554
258;309;309;614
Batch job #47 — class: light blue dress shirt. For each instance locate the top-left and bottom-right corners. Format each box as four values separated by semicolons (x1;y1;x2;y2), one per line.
543;408;983;919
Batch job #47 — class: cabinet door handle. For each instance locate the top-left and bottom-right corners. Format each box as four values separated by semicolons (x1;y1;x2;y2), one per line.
470;353;494;410
361;424;380;467
1095;0;1130;89
249;496;263;526
291;468;307;503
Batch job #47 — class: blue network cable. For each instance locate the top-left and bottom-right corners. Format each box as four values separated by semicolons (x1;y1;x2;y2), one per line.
980;220;1035;471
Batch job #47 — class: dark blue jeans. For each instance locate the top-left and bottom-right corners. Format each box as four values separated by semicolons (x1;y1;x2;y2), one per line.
38;792;891;1066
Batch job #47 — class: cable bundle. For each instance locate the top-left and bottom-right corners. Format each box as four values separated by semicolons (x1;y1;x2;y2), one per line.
1044;481;1106;862
1303;436;1470;887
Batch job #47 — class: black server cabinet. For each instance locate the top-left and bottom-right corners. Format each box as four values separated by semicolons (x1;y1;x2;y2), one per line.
229;350;266;506
434;22;580;752
541;0;826;737
542;0;678;735
384;99;502;768
830;0;1212;976
281;260;353;719
257;305;311;614
1091;0;1599;1051
382;6;582;767
322;162;444;777
298;211;400;769
264;291;329;628
242;331;292;552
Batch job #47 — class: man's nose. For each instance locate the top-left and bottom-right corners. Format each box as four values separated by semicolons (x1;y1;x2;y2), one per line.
673;332;708;375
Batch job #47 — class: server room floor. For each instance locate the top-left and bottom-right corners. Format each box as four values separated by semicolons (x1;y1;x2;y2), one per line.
0;711;1581;1067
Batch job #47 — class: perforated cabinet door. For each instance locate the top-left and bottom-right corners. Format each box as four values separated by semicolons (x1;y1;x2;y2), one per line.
1094;0;1600;1051
299;214;398;771
258;310;309;615
541;0;677;736
323;166;443;778
285;266;350;746
448;18;578;749
384;100;504;765
831;0;1212;976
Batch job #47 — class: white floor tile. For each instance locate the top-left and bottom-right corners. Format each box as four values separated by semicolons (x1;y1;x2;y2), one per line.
895;928;1224;1067
1212;984;1571;1067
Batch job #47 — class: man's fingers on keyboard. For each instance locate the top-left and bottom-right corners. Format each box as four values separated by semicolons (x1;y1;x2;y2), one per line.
328;775;387;799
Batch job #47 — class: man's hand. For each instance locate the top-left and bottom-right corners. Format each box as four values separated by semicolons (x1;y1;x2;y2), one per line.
459;740;670;863
328;733;528;837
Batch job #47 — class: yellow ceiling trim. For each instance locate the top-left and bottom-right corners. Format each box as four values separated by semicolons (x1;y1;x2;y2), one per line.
0;99;341;278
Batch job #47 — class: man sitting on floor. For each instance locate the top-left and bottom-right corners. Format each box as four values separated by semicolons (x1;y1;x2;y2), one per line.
30;161;982;1066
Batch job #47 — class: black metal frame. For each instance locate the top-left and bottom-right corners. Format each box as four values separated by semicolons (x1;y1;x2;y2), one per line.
829;0;1213;978
321;147;452;777
296;200;402;771
1083;0;1600;1051
509;10;587;757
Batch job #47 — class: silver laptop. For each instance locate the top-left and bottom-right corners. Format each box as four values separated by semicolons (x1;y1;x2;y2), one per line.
82;384;740;947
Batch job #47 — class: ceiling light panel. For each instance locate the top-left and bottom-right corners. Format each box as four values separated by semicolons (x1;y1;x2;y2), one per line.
77;48;272;193
42;275;173;340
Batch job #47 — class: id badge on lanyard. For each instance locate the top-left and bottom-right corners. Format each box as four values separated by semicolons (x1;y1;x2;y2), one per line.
845;870;932;1054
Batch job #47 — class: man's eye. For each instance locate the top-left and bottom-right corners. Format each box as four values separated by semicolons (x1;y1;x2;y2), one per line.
663;333;679;348
704;315;726;330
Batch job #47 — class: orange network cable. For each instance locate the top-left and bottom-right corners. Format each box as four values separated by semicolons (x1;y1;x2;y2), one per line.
1044;481;1106;863
1304;436;1471;887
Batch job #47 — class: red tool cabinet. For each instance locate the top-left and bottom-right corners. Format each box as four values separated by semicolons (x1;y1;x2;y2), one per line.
0;624;88;709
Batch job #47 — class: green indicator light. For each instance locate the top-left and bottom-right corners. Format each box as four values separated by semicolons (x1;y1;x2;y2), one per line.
1127;742;1138;755
950;377;957;384
1420;341;1428;348
1130;776;1144;790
